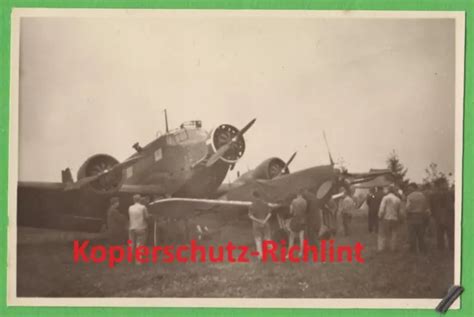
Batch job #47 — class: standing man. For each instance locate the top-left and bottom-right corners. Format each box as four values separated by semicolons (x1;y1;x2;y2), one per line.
248;190;273;258
405;183;430;253
378;185;402;252
321;198;338;239
366;187;383;233
128;194;150;262
288;191;308;256
338;186;356;236
106;197;127;245
303;190;322;245
430;178;454;251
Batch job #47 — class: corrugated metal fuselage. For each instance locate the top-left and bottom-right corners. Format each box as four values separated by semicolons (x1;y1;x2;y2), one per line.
17;126;232;231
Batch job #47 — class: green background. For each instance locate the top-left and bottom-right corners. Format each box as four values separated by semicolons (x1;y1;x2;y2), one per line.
0;0;472;316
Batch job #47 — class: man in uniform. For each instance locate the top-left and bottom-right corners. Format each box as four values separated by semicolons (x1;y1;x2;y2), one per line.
366;187;383;233
430;178;454;251
303;190;323;244
320;198;338;239
106;197;127;244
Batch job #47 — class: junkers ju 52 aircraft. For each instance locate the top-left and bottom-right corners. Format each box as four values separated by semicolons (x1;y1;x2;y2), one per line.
18;114;389;234
19;116;297;232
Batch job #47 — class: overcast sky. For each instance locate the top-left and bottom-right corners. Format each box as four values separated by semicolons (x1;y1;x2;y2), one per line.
18;13;456;183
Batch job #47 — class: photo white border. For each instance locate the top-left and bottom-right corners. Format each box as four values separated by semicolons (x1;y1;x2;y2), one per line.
7;8;465;309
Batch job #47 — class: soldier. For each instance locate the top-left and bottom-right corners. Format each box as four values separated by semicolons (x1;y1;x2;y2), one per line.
366;187;383;233
106;197;127;245
321;198;338;239
303;190;323;244
430;178;454;251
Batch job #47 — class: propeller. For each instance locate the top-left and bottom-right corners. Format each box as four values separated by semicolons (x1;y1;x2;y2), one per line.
66;155;143;191
323;131;334;166
206;118;256;167
284;151;297;170
272;151;297;178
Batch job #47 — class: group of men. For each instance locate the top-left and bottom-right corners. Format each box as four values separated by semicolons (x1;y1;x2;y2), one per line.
106;178;454;262
248;178;455;257
106;194;151;256
248;188;344;258
366;178;454;253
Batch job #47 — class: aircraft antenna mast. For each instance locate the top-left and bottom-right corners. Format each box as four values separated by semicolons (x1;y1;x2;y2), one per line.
164;109;169;133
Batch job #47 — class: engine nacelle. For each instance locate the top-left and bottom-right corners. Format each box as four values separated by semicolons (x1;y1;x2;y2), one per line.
236;157;289;184
77;154;121;192
252;157;289;179
209;124;246;164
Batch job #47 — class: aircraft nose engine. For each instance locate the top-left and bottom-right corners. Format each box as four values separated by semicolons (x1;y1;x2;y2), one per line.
210;124;246;164
77;154;121;192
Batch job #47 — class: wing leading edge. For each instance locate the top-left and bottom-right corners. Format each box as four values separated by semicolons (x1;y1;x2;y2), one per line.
148;198;252;219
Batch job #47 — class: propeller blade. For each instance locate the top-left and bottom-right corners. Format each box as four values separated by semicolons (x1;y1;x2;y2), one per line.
206;143;231;167
323;131;334;166
236;118;256;139
205;118;256;167
285;151;297;169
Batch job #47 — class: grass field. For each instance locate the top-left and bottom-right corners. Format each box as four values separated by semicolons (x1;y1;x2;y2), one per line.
16;214;454;298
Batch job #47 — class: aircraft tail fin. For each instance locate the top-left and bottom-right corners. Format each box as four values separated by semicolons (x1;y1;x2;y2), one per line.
61;168;74;184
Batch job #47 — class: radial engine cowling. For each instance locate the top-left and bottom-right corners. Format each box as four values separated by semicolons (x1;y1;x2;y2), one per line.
77;154;121;192
252;157;289;180
210;124;246;164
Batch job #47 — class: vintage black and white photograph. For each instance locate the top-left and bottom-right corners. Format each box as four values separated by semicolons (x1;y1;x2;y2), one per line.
8;9;464;308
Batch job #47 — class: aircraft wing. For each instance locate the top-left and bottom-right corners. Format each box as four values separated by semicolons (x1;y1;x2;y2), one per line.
148;198;252;219
17;181;104;232
119;184;168;195
352;175;394;188
18;181;66;190
345;170;394;187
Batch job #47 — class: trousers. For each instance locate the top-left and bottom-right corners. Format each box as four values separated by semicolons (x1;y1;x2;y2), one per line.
378;219;399;251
